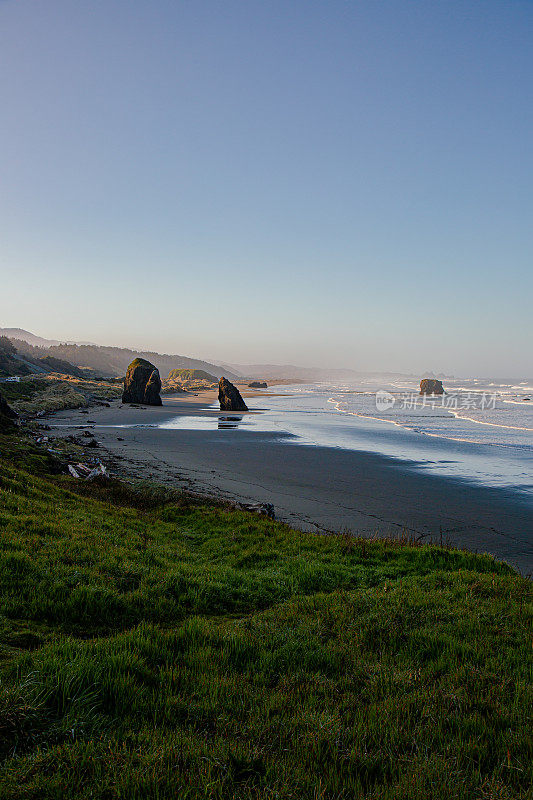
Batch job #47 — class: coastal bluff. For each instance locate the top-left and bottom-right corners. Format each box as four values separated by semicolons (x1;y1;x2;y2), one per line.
420;378;444;395
122;359;162;405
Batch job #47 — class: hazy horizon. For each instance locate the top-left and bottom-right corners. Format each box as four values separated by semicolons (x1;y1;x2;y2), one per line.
1;1;532;376
2;324;531;382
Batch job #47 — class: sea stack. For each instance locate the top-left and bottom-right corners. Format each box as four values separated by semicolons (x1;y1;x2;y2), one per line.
218;377;248;411
122;358;162;405
420;378;444;395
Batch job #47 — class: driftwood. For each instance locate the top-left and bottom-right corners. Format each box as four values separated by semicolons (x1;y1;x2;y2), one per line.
67;460;109;481
237;502;275;520
86;462;108;481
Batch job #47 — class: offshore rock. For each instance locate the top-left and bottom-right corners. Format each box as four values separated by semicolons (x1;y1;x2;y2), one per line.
420;378;444;395
218;377;248;411
122;359;162;405
248;381;267;388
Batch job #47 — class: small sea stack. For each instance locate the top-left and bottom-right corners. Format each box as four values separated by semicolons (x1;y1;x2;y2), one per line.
218;377;248;411
420;378;444;395
248;381;267;388
122;358;162;405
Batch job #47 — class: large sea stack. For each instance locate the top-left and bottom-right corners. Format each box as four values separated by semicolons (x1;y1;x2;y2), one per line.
218;377;248;411
122;358;162;405
420;378;444;395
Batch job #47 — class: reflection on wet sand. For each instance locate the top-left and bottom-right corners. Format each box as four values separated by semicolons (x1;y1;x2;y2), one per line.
218;415;243;429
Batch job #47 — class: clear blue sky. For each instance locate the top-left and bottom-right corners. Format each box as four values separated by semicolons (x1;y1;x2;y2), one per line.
1;0;531;376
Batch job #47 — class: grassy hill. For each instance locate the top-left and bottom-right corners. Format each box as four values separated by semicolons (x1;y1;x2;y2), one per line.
0;375;122;416
167;368;218;383
0;434;530;799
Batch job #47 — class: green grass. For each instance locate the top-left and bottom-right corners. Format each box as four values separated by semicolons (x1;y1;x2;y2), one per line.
0;436;531;798
1;375;122;416
0;378;49;403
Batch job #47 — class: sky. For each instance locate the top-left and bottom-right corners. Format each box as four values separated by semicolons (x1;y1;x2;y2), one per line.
0;0;532;377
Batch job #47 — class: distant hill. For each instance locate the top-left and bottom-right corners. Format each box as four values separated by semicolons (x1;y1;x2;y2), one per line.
0;328;61;348
0;337;86;379
37;355;86;378
0;328;96;348
0;337;33;377
2;329;239;380
40;345;238;380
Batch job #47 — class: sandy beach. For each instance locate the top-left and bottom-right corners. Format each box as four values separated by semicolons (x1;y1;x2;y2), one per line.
49;391;533;576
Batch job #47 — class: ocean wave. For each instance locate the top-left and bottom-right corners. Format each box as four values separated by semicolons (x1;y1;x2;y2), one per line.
326;389;533;446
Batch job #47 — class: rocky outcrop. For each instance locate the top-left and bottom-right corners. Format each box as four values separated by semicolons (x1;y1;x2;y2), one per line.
144;368;162;404
218;377;248;411
248;381;267;388
122;359;162;405
420;378;444;395
0;392;18;429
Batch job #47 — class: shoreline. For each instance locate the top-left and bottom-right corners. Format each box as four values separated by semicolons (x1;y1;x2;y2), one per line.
48;392;533;575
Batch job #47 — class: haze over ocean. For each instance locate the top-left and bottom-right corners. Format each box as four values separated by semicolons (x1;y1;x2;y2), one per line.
1;1;532;376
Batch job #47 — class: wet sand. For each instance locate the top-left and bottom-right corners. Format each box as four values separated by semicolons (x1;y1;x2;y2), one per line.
49;393;533;576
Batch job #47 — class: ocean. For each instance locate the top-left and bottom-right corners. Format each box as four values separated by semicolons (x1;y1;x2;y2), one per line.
245;377;533;499
157;376;533;501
